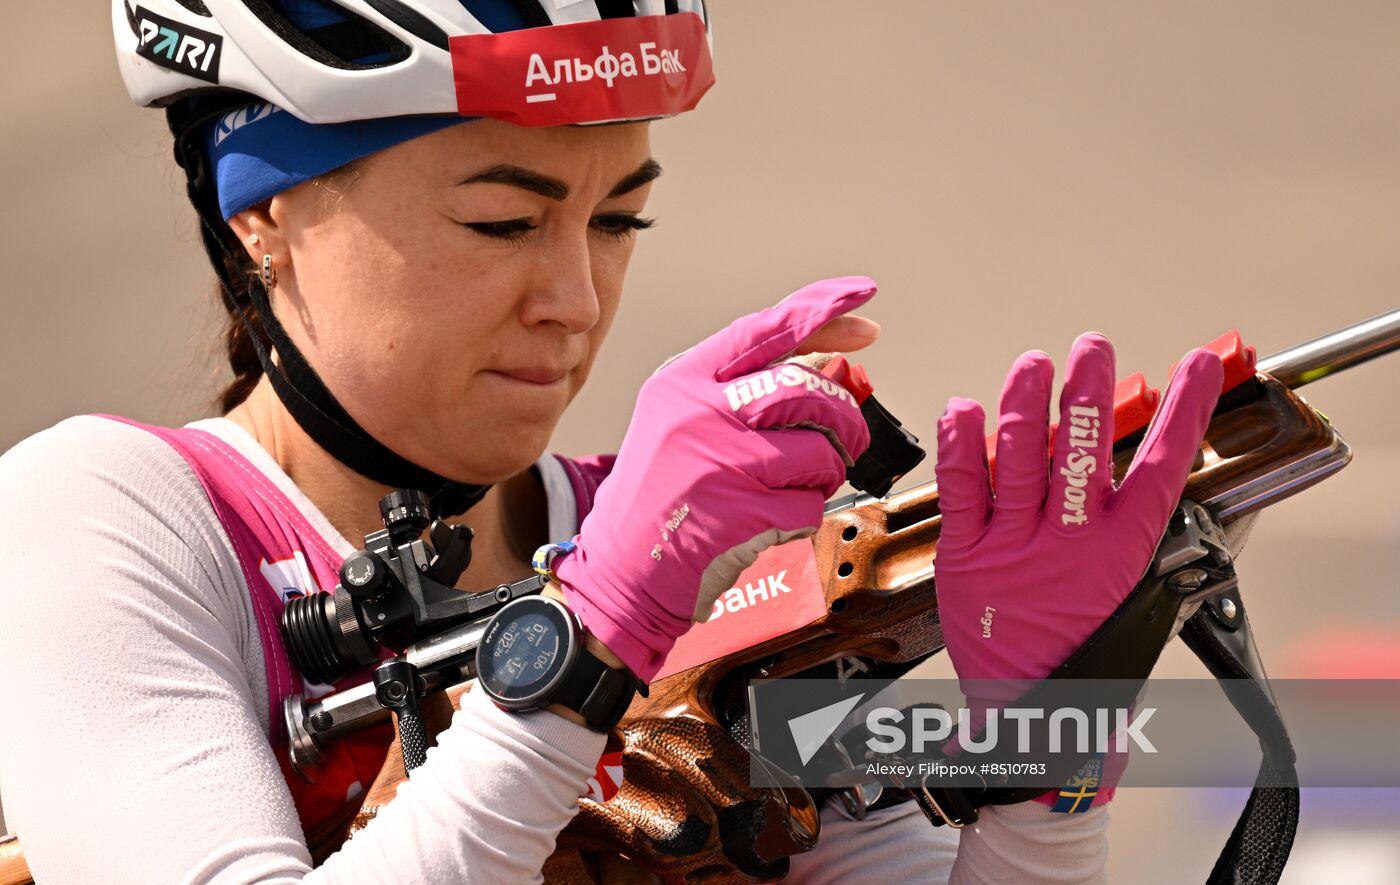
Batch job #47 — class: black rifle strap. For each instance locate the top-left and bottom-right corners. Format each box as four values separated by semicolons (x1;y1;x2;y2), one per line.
1180;588;1298;885
896;583;1298;884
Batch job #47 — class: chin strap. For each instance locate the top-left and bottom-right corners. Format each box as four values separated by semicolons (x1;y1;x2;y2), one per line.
167;99;490;520
237;277;489;518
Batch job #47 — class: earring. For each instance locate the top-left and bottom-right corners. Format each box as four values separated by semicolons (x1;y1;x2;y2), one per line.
261;254;277;290
247;233;260;246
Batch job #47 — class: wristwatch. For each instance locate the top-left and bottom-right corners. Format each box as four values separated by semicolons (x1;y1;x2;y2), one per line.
475;594;642;732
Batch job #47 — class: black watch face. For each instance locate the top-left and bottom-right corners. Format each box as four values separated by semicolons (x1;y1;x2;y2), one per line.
477;596;576;707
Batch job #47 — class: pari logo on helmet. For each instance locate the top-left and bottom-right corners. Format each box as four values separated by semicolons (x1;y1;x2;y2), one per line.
451;13;714;127
131;4;222;83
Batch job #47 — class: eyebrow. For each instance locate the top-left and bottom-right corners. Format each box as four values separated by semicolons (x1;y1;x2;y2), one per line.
458;159;662;202
608;159;663;198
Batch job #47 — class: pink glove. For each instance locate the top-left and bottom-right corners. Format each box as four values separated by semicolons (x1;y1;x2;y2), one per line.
934;333;1223;801
556;278;877;681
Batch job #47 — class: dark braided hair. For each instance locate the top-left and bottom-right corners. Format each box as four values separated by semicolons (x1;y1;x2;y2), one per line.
163;93;269;414
215;246;267;413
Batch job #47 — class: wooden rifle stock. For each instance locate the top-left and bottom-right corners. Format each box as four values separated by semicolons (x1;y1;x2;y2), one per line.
1;311;1395;885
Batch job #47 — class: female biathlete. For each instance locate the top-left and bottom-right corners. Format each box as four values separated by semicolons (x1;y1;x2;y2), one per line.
0;1;1223;882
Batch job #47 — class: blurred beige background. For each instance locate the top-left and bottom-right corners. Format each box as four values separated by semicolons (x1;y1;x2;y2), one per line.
3;2;1398;882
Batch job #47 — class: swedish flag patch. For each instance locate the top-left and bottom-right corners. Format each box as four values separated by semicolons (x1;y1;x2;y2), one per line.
1050;753;1104;813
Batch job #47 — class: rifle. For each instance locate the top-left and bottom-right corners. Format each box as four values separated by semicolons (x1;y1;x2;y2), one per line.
1;310;1397;885
324;308;1400;883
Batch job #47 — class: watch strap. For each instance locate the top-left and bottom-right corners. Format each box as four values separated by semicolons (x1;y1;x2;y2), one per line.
550;646;640;732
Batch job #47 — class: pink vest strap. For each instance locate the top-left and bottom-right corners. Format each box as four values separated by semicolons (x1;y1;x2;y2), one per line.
102;416;397;827
101;416;345;743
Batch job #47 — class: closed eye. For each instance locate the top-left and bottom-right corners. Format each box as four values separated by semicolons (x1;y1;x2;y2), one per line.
592;214;656;241
465;219;535;243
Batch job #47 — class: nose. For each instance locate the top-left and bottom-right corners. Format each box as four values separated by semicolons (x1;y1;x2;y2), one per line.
518;230;601;334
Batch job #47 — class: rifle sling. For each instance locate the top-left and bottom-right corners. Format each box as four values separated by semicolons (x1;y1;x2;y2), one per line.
1179;590;1299;885
905;579;1298;885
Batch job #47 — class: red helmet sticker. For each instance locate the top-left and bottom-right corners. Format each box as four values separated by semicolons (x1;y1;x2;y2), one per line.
450;13;714;127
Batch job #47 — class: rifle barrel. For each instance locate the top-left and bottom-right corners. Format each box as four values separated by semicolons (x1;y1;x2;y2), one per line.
1256;307;1400;389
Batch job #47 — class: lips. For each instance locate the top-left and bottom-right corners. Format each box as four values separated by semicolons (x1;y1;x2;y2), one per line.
489;366;570;385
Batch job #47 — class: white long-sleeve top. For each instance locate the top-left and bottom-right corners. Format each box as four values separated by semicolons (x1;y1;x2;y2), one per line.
0;415;1106;884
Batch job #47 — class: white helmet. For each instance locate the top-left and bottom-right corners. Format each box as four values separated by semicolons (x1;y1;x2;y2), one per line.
113;0;714;126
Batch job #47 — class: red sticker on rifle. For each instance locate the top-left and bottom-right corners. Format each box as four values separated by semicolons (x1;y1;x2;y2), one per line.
450;13;714;127
653;540;828;682
584;751;625;803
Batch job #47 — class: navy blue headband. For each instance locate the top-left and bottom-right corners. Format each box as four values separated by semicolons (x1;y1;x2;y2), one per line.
205;104;473;219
